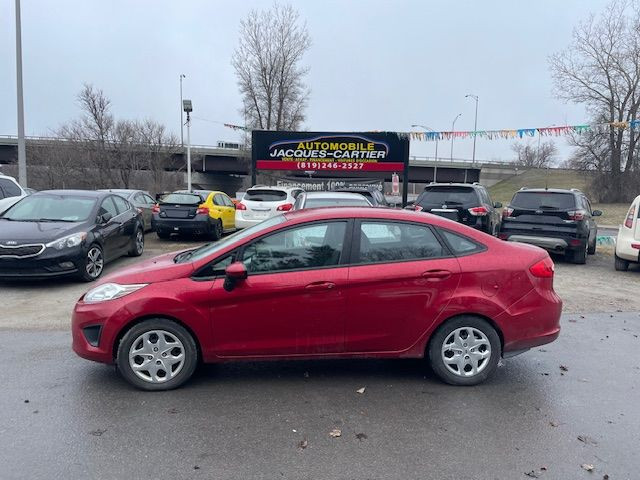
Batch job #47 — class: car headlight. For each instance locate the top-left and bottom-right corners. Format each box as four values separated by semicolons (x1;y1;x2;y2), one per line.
45;232;87;250
84;283;148;303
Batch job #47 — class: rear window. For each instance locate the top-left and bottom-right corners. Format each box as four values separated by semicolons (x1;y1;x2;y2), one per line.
305;197;371;208
160;193;202;205
244;189;287;202
511;192;576;210
416;186;478;206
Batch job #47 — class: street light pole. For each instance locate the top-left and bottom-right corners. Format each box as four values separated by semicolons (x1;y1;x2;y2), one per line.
450;113;462;162
465;94;479;166
183;100;193;191
412;124;439;182
179;74;186;147
15;0;27;187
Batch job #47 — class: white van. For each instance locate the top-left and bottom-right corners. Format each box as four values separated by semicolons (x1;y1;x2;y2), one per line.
0;173;27;214
615;194;640;271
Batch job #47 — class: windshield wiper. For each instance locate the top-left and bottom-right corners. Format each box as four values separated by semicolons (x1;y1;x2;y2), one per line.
174;249;196;263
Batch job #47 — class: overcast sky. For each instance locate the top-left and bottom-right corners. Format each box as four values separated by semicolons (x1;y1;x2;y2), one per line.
1;0;611;162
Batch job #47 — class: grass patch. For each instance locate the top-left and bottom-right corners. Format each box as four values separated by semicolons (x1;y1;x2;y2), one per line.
487;168;629;226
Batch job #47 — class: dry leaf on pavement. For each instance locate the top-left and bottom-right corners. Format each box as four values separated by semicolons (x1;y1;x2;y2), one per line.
581;464;594;472
356;387;366;394
329;428;342;438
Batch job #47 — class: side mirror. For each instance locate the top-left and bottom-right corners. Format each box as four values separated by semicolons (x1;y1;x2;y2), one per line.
592;210;602;217
223;262;248;292
494;202;503;209
100;212;113;224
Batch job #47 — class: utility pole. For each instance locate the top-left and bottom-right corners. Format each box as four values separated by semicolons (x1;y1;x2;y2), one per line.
179;74;186;147
183;100;193;191
15;0;27;187
465;94;479;166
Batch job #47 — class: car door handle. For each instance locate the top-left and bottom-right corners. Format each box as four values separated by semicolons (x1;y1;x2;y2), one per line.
305;281;336;291
422;270;452;280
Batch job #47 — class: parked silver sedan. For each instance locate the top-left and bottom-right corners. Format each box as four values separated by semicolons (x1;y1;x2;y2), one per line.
293;191;373;210
99;189;156;232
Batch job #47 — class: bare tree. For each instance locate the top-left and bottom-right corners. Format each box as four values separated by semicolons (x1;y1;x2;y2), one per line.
232;3;311;130
549;0;640;201
511;140;558;168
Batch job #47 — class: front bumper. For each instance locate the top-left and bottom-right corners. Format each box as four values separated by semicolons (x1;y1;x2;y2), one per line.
0;246;84;279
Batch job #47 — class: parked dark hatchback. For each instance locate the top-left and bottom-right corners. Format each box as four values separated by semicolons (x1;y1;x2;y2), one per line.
0;190;144;281
152;191;213;239
409;183;502;235
499;188;601;264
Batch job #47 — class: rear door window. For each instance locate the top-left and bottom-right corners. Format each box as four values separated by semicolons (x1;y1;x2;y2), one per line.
438;229;484;255
417;186;478;207
356;221;444;263
0;178;21;198
213;194;226;206
511;192;576;210
244;189;287;202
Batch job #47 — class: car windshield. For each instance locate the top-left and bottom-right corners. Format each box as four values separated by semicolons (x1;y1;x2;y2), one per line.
1;195;96;222
160;193;202;205
244;189;287;202
511;192;576;210
416;186;478;206
305;197;371;208
177;214;287;263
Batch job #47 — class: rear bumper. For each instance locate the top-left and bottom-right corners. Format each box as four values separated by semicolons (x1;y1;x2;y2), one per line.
152;215;212;234
501;230;586;253
616;237;640;262
508;235;569;252
235;214;270;229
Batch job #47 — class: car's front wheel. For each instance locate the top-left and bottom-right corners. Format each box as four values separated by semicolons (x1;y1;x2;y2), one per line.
428;316;501;386
117;319;198;391
79;244;105;282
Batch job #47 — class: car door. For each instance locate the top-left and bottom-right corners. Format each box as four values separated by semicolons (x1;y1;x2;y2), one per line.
344;220;461;353
220;194;236;229
96;197;121;261
212;194;234;230
133;192;154;230
208;220;351;357
581;195;597;243
111;195;137;253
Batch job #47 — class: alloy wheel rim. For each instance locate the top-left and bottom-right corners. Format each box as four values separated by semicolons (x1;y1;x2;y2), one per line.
86;247;104;278
135;230;144;253
441;327;491;377
128;330;185;384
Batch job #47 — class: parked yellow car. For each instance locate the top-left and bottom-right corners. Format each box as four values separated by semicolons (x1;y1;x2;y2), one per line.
152;190;236;240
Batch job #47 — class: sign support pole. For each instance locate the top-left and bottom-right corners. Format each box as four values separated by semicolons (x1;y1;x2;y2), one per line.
251;130;257;186
402;137;410;207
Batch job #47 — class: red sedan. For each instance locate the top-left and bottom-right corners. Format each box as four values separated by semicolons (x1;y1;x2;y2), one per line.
72;207;562;390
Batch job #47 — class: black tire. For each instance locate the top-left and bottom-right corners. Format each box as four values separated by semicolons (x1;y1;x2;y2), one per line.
587;236;596;255
78;243;105;282
128;227;144;257
615;254;630;271
116;318;198;391
210;219;223;241
569;243;587;264
428;316;501;386
156;230;170;240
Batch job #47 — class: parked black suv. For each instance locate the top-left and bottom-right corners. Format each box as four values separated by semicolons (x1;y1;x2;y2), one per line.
408;183;502;235
499;188;601;264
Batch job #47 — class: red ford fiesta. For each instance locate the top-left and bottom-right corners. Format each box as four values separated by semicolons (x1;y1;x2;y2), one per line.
72;207;562;390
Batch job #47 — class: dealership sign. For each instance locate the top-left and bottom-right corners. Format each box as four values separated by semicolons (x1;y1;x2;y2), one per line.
252;131;409;173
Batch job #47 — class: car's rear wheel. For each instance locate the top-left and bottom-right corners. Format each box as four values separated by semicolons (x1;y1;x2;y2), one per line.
568;242;587;264
615;254;630;271
587;236;597;255
428;316;501;386
79;244;104;282
128;227;144;257
210;219;223;241
116;319;198;391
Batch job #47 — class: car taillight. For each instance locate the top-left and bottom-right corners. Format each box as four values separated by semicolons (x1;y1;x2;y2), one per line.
567;209;586;221
151;204;160;213
236;202;247;211
277;203;293;211
632;243;640;250
624;205;636;229
468;206;489;216
502;207;514;218
196;206;209;215
529;257;555;278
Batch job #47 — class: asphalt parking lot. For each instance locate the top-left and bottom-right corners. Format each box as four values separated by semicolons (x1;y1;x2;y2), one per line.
1;234;640;479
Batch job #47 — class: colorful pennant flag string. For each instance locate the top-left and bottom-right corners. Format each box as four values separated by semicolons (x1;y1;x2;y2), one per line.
407;120;640;142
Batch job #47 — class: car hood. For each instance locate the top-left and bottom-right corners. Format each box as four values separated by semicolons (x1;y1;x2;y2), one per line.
0;219;85;244
100;250;195;285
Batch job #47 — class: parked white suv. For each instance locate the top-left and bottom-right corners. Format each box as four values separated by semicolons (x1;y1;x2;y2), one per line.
615;194;640;271
0;173;27;214
235;186;303;228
